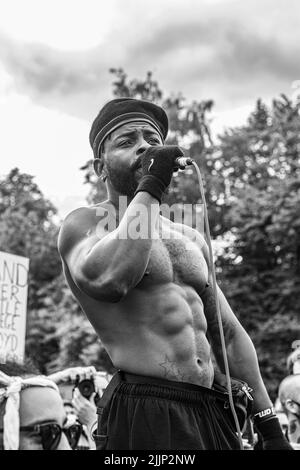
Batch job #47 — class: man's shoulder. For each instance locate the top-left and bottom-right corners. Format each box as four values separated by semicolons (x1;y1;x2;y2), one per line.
60;200;114;229
58;205;102;257
60;206;96;234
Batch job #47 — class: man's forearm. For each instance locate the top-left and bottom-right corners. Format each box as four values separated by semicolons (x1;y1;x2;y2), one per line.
224;327;273;414
206;286;273;414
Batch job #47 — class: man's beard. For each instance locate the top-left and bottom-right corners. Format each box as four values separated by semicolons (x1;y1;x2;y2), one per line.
105;160;169;199
106;161;139;197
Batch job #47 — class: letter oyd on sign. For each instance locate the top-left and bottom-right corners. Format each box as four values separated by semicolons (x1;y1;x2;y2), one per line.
0;251;29;364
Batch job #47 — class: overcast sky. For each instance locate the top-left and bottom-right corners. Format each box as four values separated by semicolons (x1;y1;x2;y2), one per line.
1;0;300;216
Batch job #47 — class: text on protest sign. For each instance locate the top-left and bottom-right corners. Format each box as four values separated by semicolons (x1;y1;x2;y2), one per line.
0;251;29;364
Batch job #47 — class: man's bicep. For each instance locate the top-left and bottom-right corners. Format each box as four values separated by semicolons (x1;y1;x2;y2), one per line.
63;234;101;286
215;286;241;337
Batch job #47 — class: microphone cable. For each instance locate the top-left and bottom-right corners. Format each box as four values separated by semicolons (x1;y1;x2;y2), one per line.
187;159;244;450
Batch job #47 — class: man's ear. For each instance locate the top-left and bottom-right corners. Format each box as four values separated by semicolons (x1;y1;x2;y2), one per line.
285;399;298;414
93;158;104;177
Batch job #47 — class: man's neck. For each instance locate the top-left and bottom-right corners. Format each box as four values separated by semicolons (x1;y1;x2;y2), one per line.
103;189;133;228
106;185;133;210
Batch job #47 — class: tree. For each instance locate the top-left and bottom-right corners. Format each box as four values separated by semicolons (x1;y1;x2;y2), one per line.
216;96;300;398
0;168;61;308
0;169;62;369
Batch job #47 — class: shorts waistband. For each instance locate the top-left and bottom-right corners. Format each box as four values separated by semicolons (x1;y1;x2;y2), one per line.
121;371;209;390
117;371;228;404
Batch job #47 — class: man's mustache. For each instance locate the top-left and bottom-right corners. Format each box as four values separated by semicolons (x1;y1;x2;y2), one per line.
130;155;143;172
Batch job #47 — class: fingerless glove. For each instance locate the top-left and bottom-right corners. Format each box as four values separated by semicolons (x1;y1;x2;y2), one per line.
134;145;184;203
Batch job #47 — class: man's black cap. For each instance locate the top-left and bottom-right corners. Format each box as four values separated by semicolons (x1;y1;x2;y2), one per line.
89;98;169;158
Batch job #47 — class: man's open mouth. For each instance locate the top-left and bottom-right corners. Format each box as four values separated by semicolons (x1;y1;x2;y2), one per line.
131;157;142;173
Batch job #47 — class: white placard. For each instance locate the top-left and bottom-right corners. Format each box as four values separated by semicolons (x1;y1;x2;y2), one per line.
0;251;29;364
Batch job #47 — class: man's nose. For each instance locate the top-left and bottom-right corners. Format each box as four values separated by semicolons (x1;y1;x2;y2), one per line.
136;138;151;155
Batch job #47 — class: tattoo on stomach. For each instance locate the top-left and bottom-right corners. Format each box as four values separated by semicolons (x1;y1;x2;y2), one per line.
158;355;186;381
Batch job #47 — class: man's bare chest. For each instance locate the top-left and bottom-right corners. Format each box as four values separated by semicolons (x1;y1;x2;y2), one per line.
140;231;208;292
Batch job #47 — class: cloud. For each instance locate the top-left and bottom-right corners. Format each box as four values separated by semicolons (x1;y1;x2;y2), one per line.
0;35;115;95
133;20;300;80
125;1;300;106
0;0;300;120
0;33;116;118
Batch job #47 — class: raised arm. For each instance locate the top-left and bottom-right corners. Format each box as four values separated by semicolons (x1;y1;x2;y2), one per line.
58;194;160;303
58;145;183;303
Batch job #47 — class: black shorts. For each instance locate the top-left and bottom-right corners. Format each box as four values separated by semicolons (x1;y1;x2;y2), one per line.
95;372;241;450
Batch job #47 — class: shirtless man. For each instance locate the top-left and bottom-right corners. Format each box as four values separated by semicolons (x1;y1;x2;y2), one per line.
58;98;292;450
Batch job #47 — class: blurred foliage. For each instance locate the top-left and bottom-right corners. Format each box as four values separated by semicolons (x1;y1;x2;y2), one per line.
0;169;111;374
1;74;299;401
215;95;300;398
0;168;60;295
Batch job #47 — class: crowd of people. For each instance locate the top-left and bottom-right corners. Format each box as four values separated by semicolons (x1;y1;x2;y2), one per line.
0;362;110;450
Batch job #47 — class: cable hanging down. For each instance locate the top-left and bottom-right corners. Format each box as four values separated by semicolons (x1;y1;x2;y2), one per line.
190;159;244;450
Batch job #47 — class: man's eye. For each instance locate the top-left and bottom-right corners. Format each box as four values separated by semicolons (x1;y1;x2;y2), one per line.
119;140;132;146
148;138;160;145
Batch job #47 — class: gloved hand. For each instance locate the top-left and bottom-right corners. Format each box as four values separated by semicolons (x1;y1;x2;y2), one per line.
134;145;184;203
255;416;294;450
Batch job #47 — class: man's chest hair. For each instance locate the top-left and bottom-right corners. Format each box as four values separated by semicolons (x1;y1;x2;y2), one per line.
141;233;208;291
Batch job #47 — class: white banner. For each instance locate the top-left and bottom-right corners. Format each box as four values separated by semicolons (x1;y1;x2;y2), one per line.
0;251;29;364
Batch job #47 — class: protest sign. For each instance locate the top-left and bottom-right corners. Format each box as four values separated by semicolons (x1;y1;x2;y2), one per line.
0;251;29;363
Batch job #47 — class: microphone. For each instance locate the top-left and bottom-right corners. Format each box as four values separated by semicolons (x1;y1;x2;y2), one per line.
132;155;194;172
175;157;194;168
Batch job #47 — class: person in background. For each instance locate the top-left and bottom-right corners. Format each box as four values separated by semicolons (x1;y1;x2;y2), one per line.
0;361;80;450
278;374;300;449
287;341;300;375
48;366;110;450
274;396;289;438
